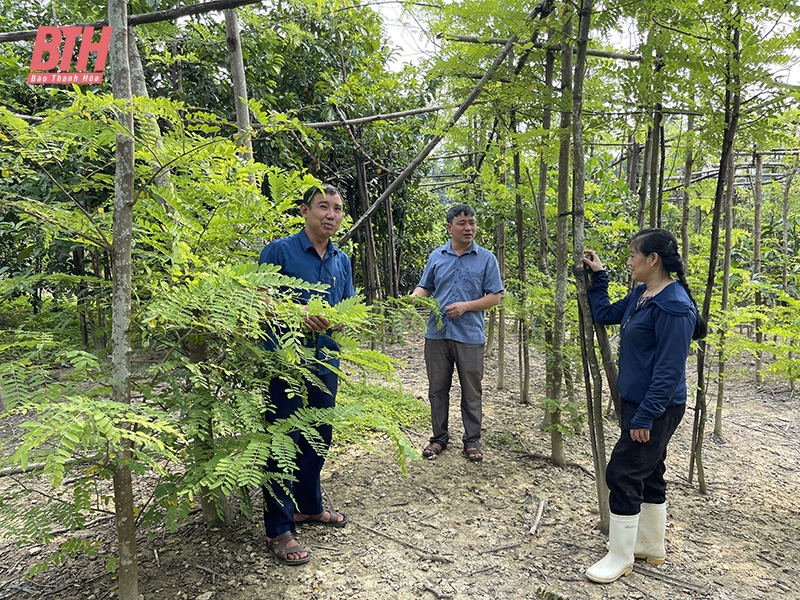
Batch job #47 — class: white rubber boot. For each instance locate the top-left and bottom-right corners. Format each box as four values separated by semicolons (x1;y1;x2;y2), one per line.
634;502;666;564
586;513;638;583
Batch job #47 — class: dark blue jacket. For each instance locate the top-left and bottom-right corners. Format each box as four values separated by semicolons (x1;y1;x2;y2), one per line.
587;270;696;429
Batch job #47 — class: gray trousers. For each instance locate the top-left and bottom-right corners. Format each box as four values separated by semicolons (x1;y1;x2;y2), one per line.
424;338;485;449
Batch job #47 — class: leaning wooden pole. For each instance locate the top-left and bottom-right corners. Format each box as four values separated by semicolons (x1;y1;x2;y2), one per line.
339;11;550;245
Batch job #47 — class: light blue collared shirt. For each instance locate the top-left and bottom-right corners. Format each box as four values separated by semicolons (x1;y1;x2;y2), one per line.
417;241;503;345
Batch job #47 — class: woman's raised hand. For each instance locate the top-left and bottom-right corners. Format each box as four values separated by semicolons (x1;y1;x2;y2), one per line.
582;249;605;272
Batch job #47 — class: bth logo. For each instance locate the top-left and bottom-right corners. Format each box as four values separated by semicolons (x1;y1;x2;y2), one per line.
27;26;112;85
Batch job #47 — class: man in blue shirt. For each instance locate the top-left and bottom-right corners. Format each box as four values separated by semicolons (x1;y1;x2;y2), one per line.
258;185;354;565
412;204;503;462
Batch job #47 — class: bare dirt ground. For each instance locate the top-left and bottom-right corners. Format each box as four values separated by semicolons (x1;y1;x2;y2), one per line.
2;330;799;600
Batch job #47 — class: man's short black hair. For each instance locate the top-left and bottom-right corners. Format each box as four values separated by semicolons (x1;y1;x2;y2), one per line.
301;184;341;206
446;203;476;224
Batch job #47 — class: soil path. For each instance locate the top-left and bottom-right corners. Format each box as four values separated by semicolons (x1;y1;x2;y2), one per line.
1;331;799;600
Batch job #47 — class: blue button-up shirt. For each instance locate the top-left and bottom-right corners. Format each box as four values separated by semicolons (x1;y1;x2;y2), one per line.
259;229;355;370
417;241;503;344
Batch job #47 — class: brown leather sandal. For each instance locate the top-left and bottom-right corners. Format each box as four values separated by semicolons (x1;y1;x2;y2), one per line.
294;509;350;527
267;531;311;565
462;447;483;462
422;441;445;460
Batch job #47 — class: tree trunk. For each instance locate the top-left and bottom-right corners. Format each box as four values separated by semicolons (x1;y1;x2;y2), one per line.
485;308;496;358
224;8;253;162
681;115;694;265
753;152;763;383
781;166;795;390
108;1;138;597
535;46;555;422
496;219;506;391
648;105;662;228
354;153;381;304
495;133;508;391
657;119;666;227
171;40;183;95
626;134;639;194
714;150;735;440
535;45;554;278
128;27;173;193
572;0;609;530
385;187;398;298
547;18;573;463
512;112;530;405
782;169;793;293
74;246;89;348
594;323;621;422
637;127;652;230
690;19;741;493
92;249;107;352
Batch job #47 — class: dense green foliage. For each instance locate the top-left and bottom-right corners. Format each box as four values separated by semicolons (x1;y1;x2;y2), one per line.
2;0;800;584
0;0;440;571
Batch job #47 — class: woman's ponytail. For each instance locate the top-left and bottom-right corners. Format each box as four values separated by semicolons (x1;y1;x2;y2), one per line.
632;228;708;340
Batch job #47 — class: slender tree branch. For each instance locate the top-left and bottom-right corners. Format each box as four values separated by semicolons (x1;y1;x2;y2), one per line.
285;129;336;175
652;16;711;42
333;105;396;175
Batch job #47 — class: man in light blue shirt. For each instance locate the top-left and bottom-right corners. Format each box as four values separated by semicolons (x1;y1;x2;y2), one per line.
412;204;503;462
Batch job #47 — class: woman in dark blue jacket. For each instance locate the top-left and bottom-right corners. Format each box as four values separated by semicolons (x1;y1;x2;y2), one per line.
582;228;707;584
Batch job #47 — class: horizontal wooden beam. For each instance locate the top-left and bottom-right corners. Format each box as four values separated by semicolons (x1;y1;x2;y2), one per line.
0;0;263;44
304;105;444;128
427;151;480;160
442;34;643;63
422;179;471;190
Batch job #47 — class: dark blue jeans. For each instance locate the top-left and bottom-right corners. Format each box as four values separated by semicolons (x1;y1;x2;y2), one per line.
262;371;337;539
606;399;686;515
